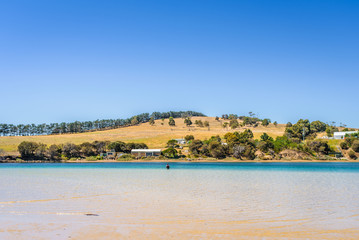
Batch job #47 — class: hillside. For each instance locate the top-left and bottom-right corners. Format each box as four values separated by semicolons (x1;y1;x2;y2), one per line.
0;117;286;154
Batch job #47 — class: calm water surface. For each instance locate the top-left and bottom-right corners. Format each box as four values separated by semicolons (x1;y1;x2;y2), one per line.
1;162;359;239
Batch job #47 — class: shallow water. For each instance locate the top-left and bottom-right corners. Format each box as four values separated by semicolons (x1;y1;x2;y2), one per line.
1;162;359;239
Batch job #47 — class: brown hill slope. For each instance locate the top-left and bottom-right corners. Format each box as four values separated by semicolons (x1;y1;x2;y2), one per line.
0;117;286;154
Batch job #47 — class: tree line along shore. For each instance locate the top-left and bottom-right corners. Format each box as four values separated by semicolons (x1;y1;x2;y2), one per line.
1;113;358;162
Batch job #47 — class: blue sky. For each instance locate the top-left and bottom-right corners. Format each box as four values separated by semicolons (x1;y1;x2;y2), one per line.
1;0;358;127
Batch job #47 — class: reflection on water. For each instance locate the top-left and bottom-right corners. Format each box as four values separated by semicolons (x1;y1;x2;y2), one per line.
1;162;359;239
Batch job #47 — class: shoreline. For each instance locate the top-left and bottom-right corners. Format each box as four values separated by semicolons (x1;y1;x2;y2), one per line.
1;159;358;163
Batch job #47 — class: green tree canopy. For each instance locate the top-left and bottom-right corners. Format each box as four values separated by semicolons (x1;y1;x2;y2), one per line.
18;141;39;159
62;143;81;159
310;121;327;133
208;141;226;159
169;117;176;126
185;135;194;142
131;116;139;125
107;141;126;152
189;140;203;155
167;139;179;148
184;117;192;127
285;119;311;141
260;133;274;142
47;144;62;160
149;118;155;125
262;119;271;127
307;141;330;155
229;119;239;129
352;140;359;153
162;148;178;158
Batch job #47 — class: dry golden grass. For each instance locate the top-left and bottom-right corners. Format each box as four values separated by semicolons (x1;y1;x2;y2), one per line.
0;117;286;154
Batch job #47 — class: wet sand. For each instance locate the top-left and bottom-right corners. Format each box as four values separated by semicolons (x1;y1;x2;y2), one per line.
1;163;359;239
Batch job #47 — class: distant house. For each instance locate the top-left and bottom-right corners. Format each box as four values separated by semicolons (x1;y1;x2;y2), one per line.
106;150;116;159
101;150;116;159
174;139;186;145
131;149;161;157
333;131;358;139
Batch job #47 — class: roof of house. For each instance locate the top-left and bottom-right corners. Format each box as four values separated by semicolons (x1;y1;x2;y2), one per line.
131;149;161;153
334;131;357;136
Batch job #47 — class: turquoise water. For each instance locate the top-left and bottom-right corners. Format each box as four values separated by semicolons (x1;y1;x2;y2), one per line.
2;161;359;171
1;162;359;239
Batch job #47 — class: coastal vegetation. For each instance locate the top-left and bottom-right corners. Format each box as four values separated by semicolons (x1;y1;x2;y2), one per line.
0;111;358;161
158;118;359;161
0;114;286;154
180;126;334;160
17;140;149;161
340;134;359;159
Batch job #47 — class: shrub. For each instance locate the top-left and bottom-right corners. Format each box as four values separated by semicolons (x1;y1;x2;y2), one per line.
118;154;133;159
185;135;194;142
168;117;176;126
208;142;226;159
257;141;268;152
62;143;81;159
166;139;179;148
352;140;359;153
18;141;40;160
233;144;255;160
229;119;239;129
162;148;178;158
85;156;97;161
348;150;357;160
257;141;274;153
195;120;204;127
189;140;203;155
307;141;330;155
340;142;349;150
345;137;356;147
261;119;271;127
310;121;327;133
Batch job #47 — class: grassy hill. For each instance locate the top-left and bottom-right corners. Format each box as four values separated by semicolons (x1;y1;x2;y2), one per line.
0;117;286;154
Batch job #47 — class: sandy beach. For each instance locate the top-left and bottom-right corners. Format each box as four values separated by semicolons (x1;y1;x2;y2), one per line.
2;162;359;239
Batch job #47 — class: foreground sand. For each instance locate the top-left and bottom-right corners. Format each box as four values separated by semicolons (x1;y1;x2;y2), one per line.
72;225;359;240
2;166;359;240
2;162;359;239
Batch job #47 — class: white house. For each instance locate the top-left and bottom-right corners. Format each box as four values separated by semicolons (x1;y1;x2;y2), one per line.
174;139;186;145
333;131;358;139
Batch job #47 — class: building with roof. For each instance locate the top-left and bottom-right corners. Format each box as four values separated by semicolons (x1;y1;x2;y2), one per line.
174;139;186;145
131;149;161;157
100;150;117;159
333;131;358;139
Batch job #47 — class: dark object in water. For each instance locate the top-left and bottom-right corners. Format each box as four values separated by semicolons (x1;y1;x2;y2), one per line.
166;164;170;169
85;213;99;216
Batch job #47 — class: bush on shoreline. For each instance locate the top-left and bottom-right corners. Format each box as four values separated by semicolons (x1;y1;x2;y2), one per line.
17;140;148;161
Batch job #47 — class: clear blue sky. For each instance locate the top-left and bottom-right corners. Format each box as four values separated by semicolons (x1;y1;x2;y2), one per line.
1;0;358;127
